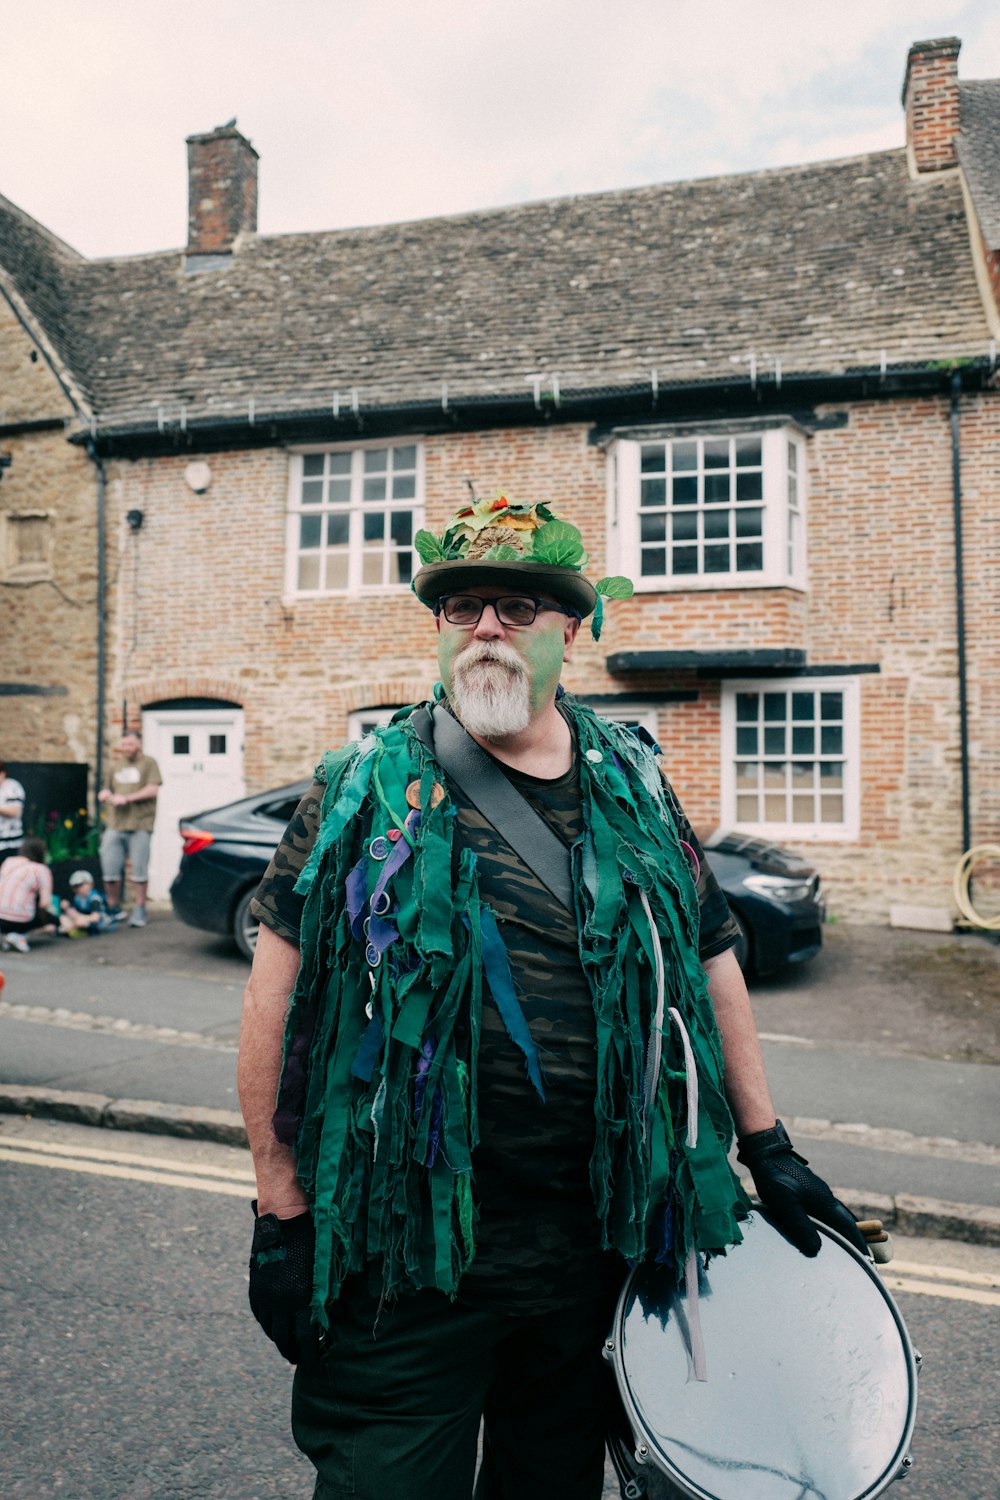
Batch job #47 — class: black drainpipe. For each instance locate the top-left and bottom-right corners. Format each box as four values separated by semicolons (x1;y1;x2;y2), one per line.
949;373;971;856
85;437;108;816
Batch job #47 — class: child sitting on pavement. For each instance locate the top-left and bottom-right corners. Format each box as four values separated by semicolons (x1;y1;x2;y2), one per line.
61;870;119;936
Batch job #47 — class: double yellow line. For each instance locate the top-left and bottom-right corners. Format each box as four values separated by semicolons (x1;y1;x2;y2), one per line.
881;1260;1000;1308
0;1132;256;1198
3;1132;1000;1307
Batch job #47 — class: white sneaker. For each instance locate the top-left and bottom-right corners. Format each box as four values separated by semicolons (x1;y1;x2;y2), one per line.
128;907;147;928
4;932;30;953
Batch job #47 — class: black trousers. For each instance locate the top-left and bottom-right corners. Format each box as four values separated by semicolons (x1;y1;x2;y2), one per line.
291;1276;619;1500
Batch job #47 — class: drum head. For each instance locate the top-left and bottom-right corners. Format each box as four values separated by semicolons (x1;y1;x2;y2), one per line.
609;1211;918;1500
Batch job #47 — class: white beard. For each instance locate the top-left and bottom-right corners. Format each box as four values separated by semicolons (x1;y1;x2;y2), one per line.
450;641;531;740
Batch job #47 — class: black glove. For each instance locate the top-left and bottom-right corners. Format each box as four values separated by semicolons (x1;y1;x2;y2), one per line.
248;1201;325;1369
737;1120;868;1258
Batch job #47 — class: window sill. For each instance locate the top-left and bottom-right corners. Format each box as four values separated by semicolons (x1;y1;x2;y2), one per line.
283;585;416;604
1;567;54;585
632;576;807;595
729;823;858;844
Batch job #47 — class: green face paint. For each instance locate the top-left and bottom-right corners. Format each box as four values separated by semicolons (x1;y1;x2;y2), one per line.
521;619;566;713
437;629;463;700
437;615;567;716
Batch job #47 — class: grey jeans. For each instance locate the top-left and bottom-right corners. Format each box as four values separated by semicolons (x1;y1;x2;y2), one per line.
100;828;151;883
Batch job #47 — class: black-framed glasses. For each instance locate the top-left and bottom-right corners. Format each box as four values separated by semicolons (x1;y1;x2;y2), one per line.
433;594;581;628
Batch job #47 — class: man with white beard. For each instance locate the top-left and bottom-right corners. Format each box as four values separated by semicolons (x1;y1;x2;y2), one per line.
449;637;532;740
238;495;865;1500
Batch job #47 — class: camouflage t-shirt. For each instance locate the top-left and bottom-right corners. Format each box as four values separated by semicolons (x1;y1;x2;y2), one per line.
252;724;739;1314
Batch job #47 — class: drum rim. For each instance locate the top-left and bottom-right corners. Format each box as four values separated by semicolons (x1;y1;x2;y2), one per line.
607;1213;919;1500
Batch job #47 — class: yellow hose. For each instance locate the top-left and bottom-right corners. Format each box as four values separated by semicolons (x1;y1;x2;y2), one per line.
953;845;1000;930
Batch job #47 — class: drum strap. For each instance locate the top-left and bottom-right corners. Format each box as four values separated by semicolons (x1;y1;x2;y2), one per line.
411;703;575;914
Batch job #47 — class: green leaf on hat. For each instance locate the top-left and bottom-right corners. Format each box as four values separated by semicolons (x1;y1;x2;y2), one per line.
532;519;586;568
414;529;449;563
482;543;523;561
595;576;634;599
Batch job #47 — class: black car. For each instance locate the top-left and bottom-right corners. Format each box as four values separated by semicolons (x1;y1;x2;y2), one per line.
701;830;825;977
171;786;825;975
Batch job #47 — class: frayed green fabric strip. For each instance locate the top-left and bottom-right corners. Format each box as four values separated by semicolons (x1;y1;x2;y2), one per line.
287;695;746;1310
295;744;376;897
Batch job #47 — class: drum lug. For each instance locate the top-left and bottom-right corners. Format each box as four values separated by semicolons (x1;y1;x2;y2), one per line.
914;1348;923;1374
602;1337;616;1363
900;1452;914;1477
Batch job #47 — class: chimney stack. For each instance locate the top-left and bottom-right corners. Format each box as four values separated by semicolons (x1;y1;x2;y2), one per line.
902;37;961;176
185;122;258;261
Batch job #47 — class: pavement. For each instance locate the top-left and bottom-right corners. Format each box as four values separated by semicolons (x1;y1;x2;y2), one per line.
1;907;999;1246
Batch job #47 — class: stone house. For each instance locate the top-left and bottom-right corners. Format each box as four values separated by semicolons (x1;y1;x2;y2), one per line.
1;35;998;918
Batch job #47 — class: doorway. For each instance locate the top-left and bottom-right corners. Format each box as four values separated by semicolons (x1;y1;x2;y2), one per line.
141;705;245;900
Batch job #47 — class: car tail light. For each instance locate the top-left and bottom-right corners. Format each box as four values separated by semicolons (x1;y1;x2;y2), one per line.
180;825;215;856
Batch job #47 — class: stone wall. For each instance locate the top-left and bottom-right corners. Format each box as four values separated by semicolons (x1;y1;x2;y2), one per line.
0;294;102;780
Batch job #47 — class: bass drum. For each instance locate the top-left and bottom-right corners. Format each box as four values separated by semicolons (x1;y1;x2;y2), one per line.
605;1211;919;1500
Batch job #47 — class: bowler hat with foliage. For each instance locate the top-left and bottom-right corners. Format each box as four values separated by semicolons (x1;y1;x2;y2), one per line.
412;493;632;640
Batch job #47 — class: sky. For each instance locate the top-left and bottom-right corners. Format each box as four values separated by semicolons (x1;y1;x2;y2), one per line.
2;0;1000;260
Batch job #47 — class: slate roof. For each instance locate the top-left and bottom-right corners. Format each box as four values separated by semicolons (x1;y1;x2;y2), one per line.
958;80;1000;249
0;192;85;397
1;144;996;436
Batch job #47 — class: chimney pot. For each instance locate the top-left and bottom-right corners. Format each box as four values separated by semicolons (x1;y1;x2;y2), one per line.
901;37;961;176
185;123;259;260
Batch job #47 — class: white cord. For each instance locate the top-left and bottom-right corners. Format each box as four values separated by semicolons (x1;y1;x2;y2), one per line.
638;889;707;1379
953;846;1000;931
685;1245;708;1382
668;1007;699;1150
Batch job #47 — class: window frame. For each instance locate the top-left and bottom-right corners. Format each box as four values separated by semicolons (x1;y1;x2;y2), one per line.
720;676;860;841
347;706;401;739
591;701;660;742
1;509;54;583
285;440;425;598
609;425;807;592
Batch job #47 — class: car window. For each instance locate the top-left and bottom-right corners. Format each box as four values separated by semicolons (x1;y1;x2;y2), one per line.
257;796;302;824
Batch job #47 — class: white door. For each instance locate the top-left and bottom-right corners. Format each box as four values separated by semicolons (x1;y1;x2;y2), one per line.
142;708;245;900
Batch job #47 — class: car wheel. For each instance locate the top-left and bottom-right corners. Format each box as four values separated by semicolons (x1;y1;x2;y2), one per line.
233;887;260;962
730;909;753;976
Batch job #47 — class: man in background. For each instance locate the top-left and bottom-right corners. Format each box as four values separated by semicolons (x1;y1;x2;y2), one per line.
98;728;161;928
0;759;26;867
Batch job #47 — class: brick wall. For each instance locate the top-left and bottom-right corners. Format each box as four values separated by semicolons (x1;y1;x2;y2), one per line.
102;392;998;921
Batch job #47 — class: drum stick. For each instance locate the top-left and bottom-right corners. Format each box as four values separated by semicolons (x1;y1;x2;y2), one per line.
857;1219;894;1263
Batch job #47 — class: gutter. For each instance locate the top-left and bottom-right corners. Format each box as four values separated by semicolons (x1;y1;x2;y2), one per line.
950;373;972;855
70;359;997;460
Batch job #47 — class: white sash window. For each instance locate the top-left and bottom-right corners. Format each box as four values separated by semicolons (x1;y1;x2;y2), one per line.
286;442;424;595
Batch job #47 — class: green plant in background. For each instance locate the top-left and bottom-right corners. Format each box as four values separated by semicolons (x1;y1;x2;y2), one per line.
31;808;100;862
